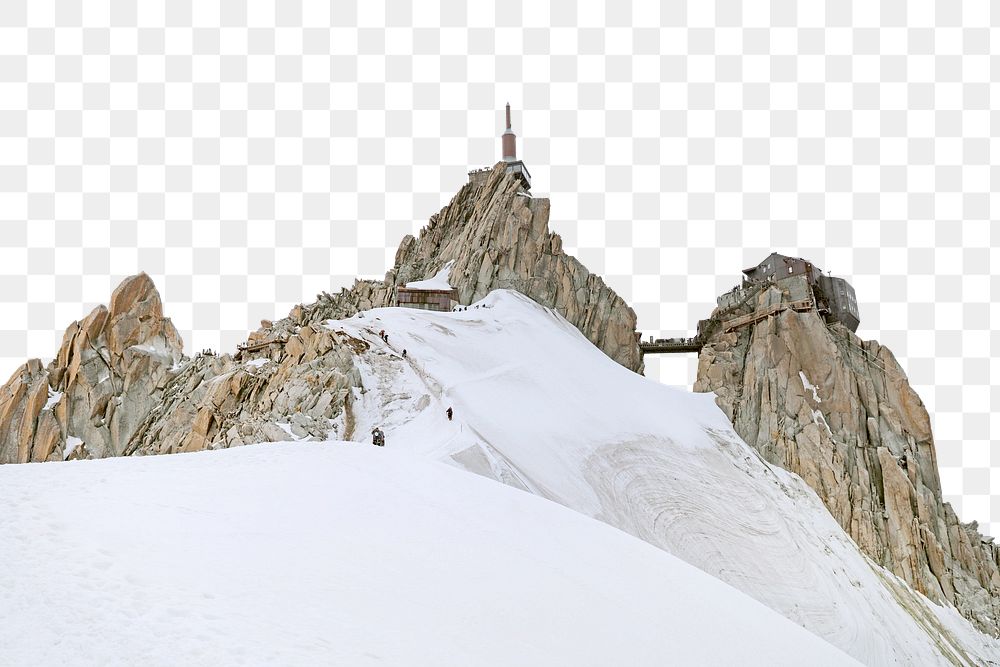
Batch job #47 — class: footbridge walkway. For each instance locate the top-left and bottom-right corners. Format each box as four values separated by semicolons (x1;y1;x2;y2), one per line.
640;295;817;357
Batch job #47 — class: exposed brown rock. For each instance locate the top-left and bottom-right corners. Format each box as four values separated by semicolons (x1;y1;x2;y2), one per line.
301;163;642;373
0;273;184;463
123;324;362;456
695;288;1000;635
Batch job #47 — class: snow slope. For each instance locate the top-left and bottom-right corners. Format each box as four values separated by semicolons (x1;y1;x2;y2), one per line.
334;290;1000;666
0;443;855;666
404;260;454;290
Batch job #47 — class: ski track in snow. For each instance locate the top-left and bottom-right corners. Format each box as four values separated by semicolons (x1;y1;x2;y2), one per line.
344;318;541;493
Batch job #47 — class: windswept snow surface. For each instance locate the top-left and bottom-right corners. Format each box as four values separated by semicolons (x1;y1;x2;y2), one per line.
404;260;454;290
0;443;854;666
337;290;1000;667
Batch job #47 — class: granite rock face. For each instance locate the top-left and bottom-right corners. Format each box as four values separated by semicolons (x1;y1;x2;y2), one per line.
695;286;1000;635
0;273;183;463
124;321;363;456
304;163;642;373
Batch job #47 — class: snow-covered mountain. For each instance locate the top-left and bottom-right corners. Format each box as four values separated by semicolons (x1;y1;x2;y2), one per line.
3;287;999;664
0;441;856;666
327;289;999;666
2;161;998;663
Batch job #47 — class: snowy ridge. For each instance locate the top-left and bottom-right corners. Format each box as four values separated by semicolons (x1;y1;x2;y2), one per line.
4;289;998;664
333;290;1000;666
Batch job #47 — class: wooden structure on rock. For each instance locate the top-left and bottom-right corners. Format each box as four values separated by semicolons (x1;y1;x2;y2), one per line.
737;252;860;332
395;286;459;312
640;252;861;358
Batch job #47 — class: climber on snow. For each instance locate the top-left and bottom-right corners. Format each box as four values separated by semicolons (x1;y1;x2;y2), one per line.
446;407;453;421
372;427;385;447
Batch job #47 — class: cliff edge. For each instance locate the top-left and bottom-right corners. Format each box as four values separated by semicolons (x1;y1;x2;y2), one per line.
695;271;1000;636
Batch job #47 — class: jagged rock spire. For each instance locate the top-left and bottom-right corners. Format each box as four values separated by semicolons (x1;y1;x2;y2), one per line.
695;280;1000;636
0;273;183;463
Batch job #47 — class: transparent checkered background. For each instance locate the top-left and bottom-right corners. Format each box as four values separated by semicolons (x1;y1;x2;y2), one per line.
0;1;996;534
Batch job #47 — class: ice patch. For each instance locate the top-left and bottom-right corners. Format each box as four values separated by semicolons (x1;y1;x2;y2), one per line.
44;390;62;410
245;358;269;368
812;409;833;437
799;371;822;403
274;422;303;441
405;260;454;290
129;343;173;361
63;436;83;460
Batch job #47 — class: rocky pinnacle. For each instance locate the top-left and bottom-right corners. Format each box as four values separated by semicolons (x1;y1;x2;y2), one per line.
695;284;1000;635
0;273;183;463
301;162;643;372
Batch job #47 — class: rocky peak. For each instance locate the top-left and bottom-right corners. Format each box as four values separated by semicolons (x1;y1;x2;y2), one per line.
106;272;174;358
120;163;646;455
0;273;183;463
694;265;1000;635
299;162;643;373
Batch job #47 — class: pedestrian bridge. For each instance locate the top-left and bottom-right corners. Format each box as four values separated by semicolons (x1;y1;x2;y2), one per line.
639;338;704;355
640;296;816;356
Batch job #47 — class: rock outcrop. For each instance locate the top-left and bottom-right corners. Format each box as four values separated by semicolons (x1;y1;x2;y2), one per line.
302;162;642;373
0;273;183;463
695;283;1000;635
123;322;362;456
128;162;642;454
0;163;640;461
